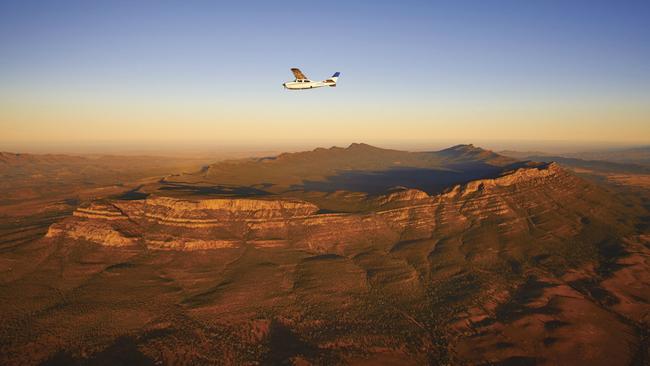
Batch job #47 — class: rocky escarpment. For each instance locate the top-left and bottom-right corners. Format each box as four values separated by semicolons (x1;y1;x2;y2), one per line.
47;163;590;252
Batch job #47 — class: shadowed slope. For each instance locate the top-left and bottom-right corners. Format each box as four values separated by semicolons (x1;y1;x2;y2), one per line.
161;143;520;196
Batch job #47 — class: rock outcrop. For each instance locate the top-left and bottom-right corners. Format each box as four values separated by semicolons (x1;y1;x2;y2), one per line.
46;163;587;252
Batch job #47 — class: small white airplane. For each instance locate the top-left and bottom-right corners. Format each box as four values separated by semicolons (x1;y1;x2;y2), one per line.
283;68;340;90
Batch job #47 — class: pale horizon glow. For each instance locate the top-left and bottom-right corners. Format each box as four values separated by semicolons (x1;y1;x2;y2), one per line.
1;1;649;153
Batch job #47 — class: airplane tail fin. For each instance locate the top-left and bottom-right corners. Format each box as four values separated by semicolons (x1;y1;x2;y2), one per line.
325;72;340;87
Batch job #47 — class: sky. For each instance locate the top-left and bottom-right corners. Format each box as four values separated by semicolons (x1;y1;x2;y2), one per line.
1;0;649;153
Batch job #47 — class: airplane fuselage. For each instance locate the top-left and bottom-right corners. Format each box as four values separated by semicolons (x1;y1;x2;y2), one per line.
283;79;336;90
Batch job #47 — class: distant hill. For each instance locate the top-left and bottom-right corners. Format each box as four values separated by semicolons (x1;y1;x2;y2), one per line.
498;150;551;160
0;152;87;168
167;143;521;195
499;149;650;175
500;146;650;168
518;155;650;174
435;143;514;165
0;152;214;207
569;146;650;166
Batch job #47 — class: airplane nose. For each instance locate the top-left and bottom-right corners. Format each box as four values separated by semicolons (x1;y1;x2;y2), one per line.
282;83;287;88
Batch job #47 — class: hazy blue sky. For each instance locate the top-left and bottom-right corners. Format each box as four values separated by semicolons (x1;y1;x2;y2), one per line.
1;0;649;152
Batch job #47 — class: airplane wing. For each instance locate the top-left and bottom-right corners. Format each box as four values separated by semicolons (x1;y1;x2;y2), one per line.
291;68;307;80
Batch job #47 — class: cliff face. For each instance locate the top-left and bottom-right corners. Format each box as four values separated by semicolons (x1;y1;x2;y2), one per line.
46;163;591;254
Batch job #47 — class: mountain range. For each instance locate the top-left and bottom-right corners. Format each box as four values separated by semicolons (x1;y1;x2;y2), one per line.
0;144;648;365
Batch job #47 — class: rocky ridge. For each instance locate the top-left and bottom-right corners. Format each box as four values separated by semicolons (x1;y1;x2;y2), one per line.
47;162;582;252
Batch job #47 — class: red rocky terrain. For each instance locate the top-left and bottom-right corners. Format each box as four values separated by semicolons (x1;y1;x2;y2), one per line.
0;144;648;365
